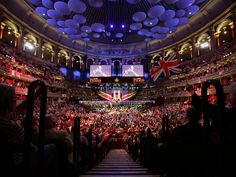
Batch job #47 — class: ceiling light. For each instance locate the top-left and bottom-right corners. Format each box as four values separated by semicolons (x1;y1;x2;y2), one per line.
110;24;114;28
122;24;125;28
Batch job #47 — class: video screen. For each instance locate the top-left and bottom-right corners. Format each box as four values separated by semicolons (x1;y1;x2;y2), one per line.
122;65;144;77
90;65;111;77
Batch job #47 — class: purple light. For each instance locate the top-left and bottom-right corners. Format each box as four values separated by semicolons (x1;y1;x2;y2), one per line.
86;72;90;78
144;73;149;79
73;70;81;77
110;24;114;28
122;24;125;28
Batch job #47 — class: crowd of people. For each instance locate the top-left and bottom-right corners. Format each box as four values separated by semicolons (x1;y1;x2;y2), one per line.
0;41;65;87
0;24;236;177
1;80;236;176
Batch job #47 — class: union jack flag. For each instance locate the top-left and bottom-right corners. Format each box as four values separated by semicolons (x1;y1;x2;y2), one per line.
150;53;181;81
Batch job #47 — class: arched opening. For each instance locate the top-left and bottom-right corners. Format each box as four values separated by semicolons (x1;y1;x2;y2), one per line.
101;60;107;65
127;60;133;65
58;49;69;67
216;19;234;46
72;55;83;70
87;58;94;70
42;43;54;62
1;19;19;47
165;49;175;58
23;33;38;56
179;43;192;61
151;53;162;67
197;33;211;56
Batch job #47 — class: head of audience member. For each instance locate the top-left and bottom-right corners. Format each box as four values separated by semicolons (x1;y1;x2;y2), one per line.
45;115;56;129
186;107;201;125
229;82;236;108
0;84;16;119
145;127;152;138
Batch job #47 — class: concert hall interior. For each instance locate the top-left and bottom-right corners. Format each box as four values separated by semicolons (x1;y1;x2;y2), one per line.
1;0;236;177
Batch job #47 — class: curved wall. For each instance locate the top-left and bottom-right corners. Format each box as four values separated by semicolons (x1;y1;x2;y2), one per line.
0;0;235;58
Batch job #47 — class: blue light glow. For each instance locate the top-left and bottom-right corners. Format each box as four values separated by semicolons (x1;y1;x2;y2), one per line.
144;73;149;79
73;70;81;77
86;72;90;78
59;67;67;76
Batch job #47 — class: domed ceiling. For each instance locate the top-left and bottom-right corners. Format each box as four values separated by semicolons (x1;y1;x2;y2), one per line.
26;0;208;44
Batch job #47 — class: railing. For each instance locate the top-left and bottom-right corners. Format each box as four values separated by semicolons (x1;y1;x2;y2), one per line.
23;80;47;175
21;80;111;177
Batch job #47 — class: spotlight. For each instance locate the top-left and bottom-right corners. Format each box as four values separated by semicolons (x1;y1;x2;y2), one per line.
121;24;125;28
110;24;114;28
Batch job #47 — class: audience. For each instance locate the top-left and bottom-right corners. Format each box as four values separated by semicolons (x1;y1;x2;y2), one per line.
0;84;59;177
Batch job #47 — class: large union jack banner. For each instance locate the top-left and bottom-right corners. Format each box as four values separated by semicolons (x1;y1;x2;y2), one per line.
150;53;181;81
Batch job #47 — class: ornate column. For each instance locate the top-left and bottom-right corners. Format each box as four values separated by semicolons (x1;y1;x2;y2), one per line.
37;39;43;59
189;46;193;58
191;38;196;58
161;50;165;58
18;28;26;51
51;48;54;63
207;36;212;51
229;21;235;39
210;27;216;52
54;46;59;65
175;45;180;60
14;32;20;48
0;14;4;40
0;24;4;40
214;32;220;48
231;8;236;39
68;51;72;68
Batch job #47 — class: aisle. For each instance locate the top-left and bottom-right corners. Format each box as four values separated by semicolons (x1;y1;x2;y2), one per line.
80;149;160;177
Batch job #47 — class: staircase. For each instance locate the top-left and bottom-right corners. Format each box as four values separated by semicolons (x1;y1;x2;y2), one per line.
80;149;160;177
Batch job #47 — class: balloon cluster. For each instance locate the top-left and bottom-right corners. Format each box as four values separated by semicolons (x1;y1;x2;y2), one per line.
28;0;207;43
